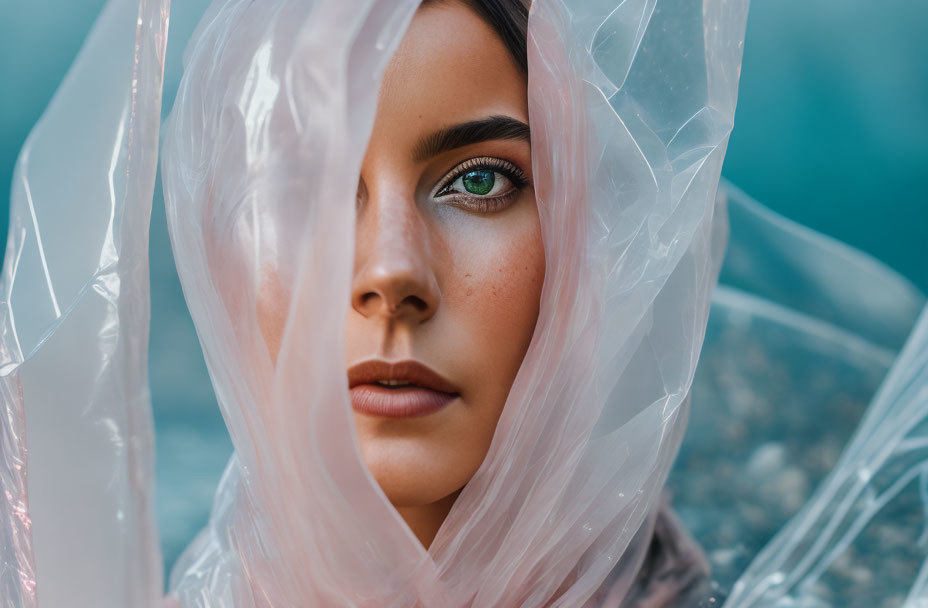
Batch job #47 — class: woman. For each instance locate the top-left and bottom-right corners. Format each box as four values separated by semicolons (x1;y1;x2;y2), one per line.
1;0;747;605
160;0;745;603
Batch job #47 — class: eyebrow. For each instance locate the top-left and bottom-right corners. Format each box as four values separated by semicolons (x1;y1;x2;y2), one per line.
412;115;531;163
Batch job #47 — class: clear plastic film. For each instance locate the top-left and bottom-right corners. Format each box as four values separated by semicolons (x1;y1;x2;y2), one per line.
714;194;928;605
8;0;928;605
160;0;747;606
0;0;169;606
718;181;924;354
671;182;927;602
721;304;928;607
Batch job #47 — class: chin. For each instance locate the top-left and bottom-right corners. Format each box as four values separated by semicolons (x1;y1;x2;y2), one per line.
358;433;473;507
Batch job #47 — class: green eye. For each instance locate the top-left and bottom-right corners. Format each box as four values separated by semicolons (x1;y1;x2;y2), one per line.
462;170;495;195
444;169;510;198
433;157;529;213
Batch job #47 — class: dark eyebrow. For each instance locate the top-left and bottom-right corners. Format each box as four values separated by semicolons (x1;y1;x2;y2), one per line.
412;115;530;163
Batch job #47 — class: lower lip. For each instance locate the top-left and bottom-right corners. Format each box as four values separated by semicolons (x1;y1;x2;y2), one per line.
349;384;458;418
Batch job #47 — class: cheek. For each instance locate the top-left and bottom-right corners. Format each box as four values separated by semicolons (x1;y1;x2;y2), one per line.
467;242;543;338
444;208;546;390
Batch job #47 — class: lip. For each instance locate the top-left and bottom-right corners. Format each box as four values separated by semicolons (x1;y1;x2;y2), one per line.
347;359;460;418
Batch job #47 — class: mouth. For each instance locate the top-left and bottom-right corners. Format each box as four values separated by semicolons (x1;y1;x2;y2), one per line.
347;359;460;418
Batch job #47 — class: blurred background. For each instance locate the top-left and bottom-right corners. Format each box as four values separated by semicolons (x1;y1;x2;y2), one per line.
1;0;926;592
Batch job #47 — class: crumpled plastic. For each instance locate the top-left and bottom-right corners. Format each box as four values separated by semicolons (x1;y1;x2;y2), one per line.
7;0;928;606
672;182;928;604
711;192;928;604
726;299;928;607
1;0;751;605
0;0;168;606
158;0;747;605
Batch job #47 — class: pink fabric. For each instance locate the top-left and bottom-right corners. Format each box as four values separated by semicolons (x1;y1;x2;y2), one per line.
162;1;748;605
0;0;747;605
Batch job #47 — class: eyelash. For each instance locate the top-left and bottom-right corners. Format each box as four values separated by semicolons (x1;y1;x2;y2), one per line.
433;156;530;213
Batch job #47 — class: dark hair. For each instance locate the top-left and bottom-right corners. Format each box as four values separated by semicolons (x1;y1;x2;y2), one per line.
421;0;529;73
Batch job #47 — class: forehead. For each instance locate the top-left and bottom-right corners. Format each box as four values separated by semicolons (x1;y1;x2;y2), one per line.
374;2;528;139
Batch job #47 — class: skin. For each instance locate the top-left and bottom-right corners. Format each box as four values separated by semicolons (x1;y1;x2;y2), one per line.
258;1;545;550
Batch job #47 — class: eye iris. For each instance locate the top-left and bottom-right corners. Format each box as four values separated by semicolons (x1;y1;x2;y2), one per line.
462;170;495;195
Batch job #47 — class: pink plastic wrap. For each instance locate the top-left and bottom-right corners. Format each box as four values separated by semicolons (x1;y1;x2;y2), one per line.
159;0;748;605
0;0;750;605
0;0;168;605
9;0;928;604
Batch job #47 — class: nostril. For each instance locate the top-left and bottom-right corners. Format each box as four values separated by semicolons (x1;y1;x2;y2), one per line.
356;291;429;315
358;291;379;310
400;294;429;313
351;258;440;321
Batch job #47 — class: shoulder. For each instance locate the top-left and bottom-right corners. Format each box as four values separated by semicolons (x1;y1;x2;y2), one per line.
624;500;715;607
596;496;717;607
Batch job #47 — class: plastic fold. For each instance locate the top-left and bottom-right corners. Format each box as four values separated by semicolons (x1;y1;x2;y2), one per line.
17;0;928;606
0;0;169;606
158;0;746;605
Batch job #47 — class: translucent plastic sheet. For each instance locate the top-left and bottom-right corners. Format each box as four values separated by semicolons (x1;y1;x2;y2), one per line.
718;181;924;353
158;0;747;605
7;0;928;605
719;305;928;607
1;0;751;605
714;186;928;605
668;183;927;603
0;0;168;606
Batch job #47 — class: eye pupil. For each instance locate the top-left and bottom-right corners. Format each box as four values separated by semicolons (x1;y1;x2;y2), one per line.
462;170;495;195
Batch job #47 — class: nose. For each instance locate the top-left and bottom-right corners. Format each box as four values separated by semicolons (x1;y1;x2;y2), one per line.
351;194;441;324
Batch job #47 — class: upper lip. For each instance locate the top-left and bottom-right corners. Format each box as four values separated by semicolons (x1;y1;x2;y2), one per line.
347;359;459;394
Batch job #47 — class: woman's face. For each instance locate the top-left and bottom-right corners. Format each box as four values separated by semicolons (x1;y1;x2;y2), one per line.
260;1;545;544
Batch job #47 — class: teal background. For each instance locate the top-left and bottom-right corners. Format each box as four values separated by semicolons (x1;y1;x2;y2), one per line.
1;0;926;579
